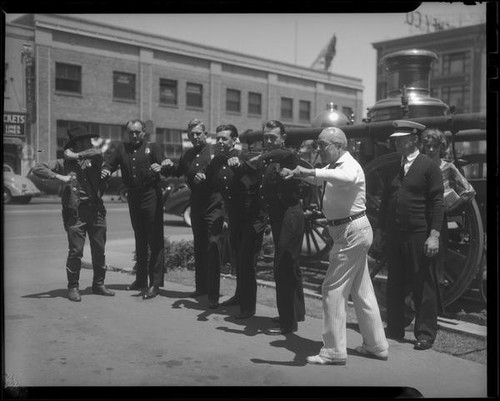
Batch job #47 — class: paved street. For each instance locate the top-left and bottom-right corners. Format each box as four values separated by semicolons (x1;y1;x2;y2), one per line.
3;198;488;396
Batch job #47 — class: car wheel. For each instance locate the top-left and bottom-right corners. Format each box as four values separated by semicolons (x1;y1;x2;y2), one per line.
119;187;128;203
183;205;192;227
17;196;32;204
3;187;12;204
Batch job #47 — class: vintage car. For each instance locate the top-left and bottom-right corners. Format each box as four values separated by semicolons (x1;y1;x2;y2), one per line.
163;179;191;227
3;164;41;204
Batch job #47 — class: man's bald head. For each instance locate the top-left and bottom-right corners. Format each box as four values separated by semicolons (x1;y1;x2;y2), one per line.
318;127;348;149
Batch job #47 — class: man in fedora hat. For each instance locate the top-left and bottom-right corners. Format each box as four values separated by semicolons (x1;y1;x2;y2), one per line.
375;120;444;350
31;126;115;302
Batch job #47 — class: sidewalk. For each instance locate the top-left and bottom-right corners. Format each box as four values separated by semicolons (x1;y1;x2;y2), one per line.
97;236;487;341
34;234;487;398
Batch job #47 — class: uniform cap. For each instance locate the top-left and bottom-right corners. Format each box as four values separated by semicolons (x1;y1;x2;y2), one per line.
390;120;426;137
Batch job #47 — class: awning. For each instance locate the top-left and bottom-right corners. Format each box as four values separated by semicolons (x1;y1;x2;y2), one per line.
3;137;25;145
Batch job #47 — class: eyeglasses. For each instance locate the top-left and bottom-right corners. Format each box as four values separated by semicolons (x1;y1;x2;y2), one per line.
128;130;143;136
312;141;338;151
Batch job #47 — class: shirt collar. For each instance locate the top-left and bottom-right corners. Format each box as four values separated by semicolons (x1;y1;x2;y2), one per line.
404;149;420;163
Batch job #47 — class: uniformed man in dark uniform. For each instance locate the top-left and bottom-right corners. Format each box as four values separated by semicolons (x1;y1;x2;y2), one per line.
101;119;165;300
376;120;444;350
31;126;115;302
250;120;306;335
207;124;266;319
161;118;223;309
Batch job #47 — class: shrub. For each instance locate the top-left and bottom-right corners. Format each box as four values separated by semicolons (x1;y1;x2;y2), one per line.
164;236;195;271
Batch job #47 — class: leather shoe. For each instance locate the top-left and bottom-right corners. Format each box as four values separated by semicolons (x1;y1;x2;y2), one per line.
354;346;388;361
235;310;255;319
208;300;219;309
142;286;159;300
306;354;346;366
271;316;280;324
68;287;81;302
221;296;239;306
92;285;115;296
414;339;433;350
265;327;297;335
127;281;147;291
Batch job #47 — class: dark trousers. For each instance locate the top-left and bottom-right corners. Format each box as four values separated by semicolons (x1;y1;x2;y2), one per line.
191;201;224;302
63;203;107;289
230;218;264;314
386;230;439;342
269;203;305;330
128;187;165;288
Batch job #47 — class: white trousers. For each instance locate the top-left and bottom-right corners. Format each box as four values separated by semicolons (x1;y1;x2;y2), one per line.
320;215;388;359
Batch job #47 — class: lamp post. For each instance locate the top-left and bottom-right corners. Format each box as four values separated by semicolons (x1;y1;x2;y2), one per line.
21;43;35;170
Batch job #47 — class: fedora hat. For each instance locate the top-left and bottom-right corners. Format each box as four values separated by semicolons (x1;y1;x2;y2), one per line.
64;126;99;150
390;120;426;138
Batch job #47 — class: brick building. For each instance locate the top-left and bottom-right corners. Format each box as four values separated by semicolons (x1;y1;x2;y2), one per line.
4;14;364;172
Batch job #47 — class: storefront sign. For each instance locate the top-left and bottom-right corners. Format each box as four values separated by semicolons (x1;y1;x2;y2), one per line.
3;112;26;137
405;11;457;33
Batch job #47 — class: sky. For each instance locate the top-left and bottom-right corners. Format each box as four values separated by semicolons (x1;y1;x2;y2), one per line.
6;3;487;119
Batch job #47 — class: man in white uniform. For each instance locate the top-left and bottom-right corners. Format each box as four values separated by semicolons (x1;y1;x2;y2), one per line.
282;126;388;365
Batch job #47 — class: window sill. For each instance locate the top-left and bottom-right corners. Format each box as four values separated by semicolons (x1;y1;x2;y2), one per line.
226;110;241;116
159;103;179;109
55;91;83;98
112;98;137;104
186;106;204;111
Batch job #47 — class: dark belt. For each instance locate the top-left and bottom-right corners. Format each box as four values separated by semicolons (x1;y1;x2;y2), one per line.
327;211;366;226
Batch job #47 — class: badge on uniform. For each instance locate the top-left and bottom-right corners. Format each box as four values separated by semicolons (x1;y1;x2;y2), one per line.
145;147;151;155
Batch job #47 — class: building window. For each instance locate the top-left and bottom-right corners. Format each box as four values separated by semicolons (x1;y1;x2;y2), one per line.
299;100;311;121
186;82;203;108
441;85;470;113
160;78;177;105
442;52;471;76
55;62;82;93
156;128;183;160
113;71;136;100
248;92;262;115
226;89;241;113
281;97;293;119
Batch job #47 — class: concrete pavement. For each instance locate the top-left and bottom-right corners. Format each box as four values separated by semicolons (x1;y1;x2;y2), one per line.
3;234;487;396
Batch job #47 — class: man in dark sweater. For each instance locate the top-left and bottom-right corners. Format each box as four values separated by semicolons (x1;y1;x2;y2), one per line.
376;120;444;351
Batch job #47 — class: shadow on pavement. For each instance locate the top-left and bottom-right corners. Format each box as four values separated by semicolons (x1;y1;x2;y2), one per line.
215;314;277;337
250;334;324;366
22;288;69;299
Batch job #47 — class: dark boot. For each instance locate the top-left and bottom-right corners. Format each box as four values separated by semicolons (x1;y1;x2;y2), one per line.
92;284;115;296
92;266;114;296
68;287;81;302
66;266;81;301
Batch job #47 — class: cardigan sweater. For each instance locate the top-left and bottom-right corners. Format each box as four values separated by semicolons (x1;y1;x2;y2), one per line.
379;153;444;234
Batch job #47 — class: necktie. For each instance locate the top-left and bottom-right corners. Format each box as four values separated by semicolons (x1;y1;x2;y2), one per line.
400;157;407;180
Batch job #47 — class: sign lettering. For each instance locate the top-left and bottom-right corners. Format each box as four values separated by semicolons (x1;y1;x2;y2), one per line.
3;112;26;137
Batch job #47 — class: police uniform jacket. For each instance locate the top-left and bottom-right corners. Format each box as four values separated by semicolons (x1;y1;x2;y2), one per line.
250;148;302;211
164;144;222;210
207;148;264;227
103;141;163;190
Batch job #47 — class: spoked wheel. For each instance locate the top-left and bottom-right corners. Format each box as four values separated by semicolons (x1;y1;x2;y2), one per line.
297;158;333;262
364;153;485;308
